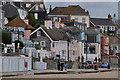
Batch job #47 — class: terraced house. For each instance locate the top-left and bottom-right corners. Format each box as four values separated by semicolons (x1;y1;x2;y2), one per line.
48;5;90;28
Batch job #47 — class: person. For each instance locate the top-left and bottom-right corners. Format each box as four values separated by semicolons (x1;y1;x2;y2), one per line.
64;62;68;71
57;61;61;70
60;61;64;71
81;56;84;62
94;57;97;63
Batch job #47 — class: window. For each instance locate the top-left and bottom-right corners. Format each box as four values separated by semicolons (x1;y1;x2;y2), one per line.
109;26;115;31
40;4;44;8
34;42;39;45
35;6;39;10
2;1;6;5
54;17;57;21
52;42;55;47
37;31;41;37
26;4;31;8
81;32;85;40
112;27;115;31
35;13;38;20
0;13;2;19
82;18;86;23
89;46;96;54
40;41;46;47
74;18;78;21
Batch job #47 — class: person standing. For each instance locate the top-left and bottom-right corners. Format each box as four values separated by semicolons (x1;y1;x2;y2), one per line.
64;62;68;71
60;61;64;71
57;61;61;70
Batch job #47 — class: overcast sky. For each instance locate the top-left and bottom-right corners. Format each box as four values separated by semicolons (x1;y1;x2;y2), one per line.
44;2;118;18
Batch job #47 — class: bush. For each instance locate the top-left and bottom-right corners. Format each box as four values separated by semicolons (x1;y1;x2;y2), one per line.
2;31;12;44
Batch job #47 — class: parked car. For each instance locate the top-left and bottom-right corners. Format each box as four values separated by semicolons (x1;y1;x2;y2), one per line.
100;63;110;68
78;61;93;69
86;61;93;68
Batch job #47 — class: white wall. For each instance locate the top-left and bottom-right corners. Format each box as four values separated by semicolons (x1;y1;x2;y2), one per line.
45;20;52;29
51;41;68;61
76;42;101;62
70;15;90;28
22;47;37;57
18;9;27;19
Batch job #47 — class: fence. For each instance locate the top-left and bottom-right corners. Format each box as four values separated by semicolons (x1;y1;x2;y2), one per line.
0;56;32;72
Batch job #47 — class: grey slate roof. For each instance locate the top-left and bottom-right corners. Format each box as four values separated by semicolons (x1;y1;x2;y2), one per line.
41;27;69;41
86;27;98;34
91;18;115;26
29;3;46;12
2;3;19;18
48;5;89;16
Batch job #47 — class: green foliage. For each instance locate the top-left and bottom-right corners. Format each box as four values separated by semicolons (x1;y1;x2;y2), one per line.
14;40;24;49
34;21;44;28
2;31;12;44
27;13;36;26
27;13;44;28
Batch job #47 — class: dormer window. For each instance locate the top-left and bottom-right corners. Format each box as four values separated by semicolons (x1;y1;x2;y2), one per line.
35;6;39;10
35;13;38;20
26;4;31;8
40;4;44;9
109;26;115;31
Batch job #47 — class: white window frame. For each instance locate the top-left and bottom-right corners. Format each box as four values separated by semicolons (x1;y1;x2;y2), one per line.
40;41;46;47
37;31;41;37
35;6;39;10
82;17;86;23
26;3;31;8
35;13;38;20
74;18;78;22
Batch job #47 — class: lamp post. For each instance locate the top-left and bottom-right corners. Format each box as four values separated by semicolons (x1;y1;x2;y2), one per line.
85;33;88;62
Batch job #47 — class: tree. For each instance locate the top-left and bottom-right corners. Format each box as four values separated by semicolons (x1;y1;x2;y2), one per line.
27;13;36;26
2;31;12;44
34;21;44;28
14;40;24;49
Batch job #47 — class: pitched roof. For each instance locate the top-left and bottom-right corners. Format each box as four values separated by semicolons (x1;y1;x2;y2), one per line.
43;27;69;41
90;18;115;26
5;17;35;29
48;5;89;15
21;2;44;11
29;3;46;12
30;26;69;41
86;27;98;34
2;3;19;18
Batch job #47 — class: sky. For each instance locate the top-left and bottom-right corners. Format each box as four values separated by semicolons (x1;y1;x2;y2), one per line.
44;2;118;18
44;0;120;2
1;0;119;18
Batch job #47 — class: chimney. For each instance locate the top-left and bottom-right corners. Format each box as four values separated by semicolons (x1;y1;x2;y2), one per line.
23;17;31;40
49;5;52;13
86;10;89;15
24;29;31;40
54;21;60;28
112;13;116;24
108;14;112;21
44;17;52;29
